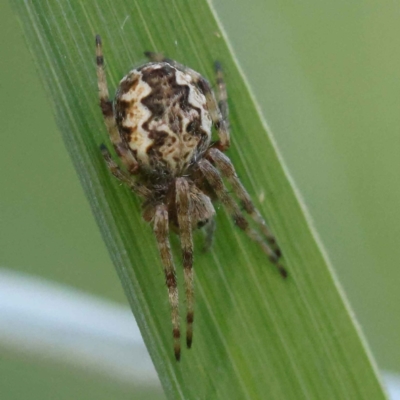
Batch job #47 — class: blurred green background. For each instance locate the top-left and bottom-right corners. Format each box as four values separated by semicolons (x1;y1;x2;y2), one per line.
1;0;399;398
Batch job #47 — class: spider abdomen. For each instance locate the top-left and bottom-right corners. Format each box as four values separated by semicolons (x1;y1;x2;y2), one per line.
114;62;212;175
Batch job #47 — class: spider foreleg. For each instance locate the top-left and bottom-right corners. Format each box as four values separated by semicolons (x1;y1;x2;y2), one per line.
207;147;281;257
153;204;181;361
100;144;150;198
175;178;195;348
199;159;287;278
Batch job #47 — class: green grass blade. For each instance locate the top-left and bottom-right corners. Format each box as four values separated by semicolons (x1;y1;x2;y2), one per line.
11;0;387;399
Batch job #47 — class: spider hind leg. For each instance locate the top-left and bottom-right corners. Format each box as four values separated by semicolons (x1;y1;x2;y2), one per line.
95;34;139;175
202;217;216;253
144;51;165;62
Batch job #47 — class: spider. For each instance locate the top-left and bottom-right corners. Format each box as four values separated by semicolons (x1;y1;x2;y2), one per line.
95;35;287;361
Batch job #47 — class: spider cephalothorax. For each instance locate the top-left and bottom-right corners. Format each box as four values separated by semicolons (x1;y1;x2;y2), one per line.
95;35;286;361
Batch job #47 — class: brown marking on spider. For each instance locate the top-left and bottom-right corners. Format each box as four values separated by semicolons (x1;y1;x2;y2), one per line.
95;34;287;361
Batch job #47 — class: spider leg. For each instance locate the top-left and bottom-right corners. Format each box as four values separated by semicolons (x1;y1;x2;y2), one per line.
144;51;165;62
96;34;139;175
175;178;195;348
100;144;151;198
206;147;281;257
196;71;230;152
153;204;181;361
214;61;230;148
199;159;287;278
202;217;216;253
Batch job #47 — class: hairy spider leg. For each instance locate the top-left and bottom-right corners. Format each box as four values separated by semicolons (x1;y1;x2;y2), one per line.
199;159;287;278
214;61;229;139
175;178;195;348
96;34;139;175
100;145;151;198
207;148;281;258
202;218;216;253
153;204;181;361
